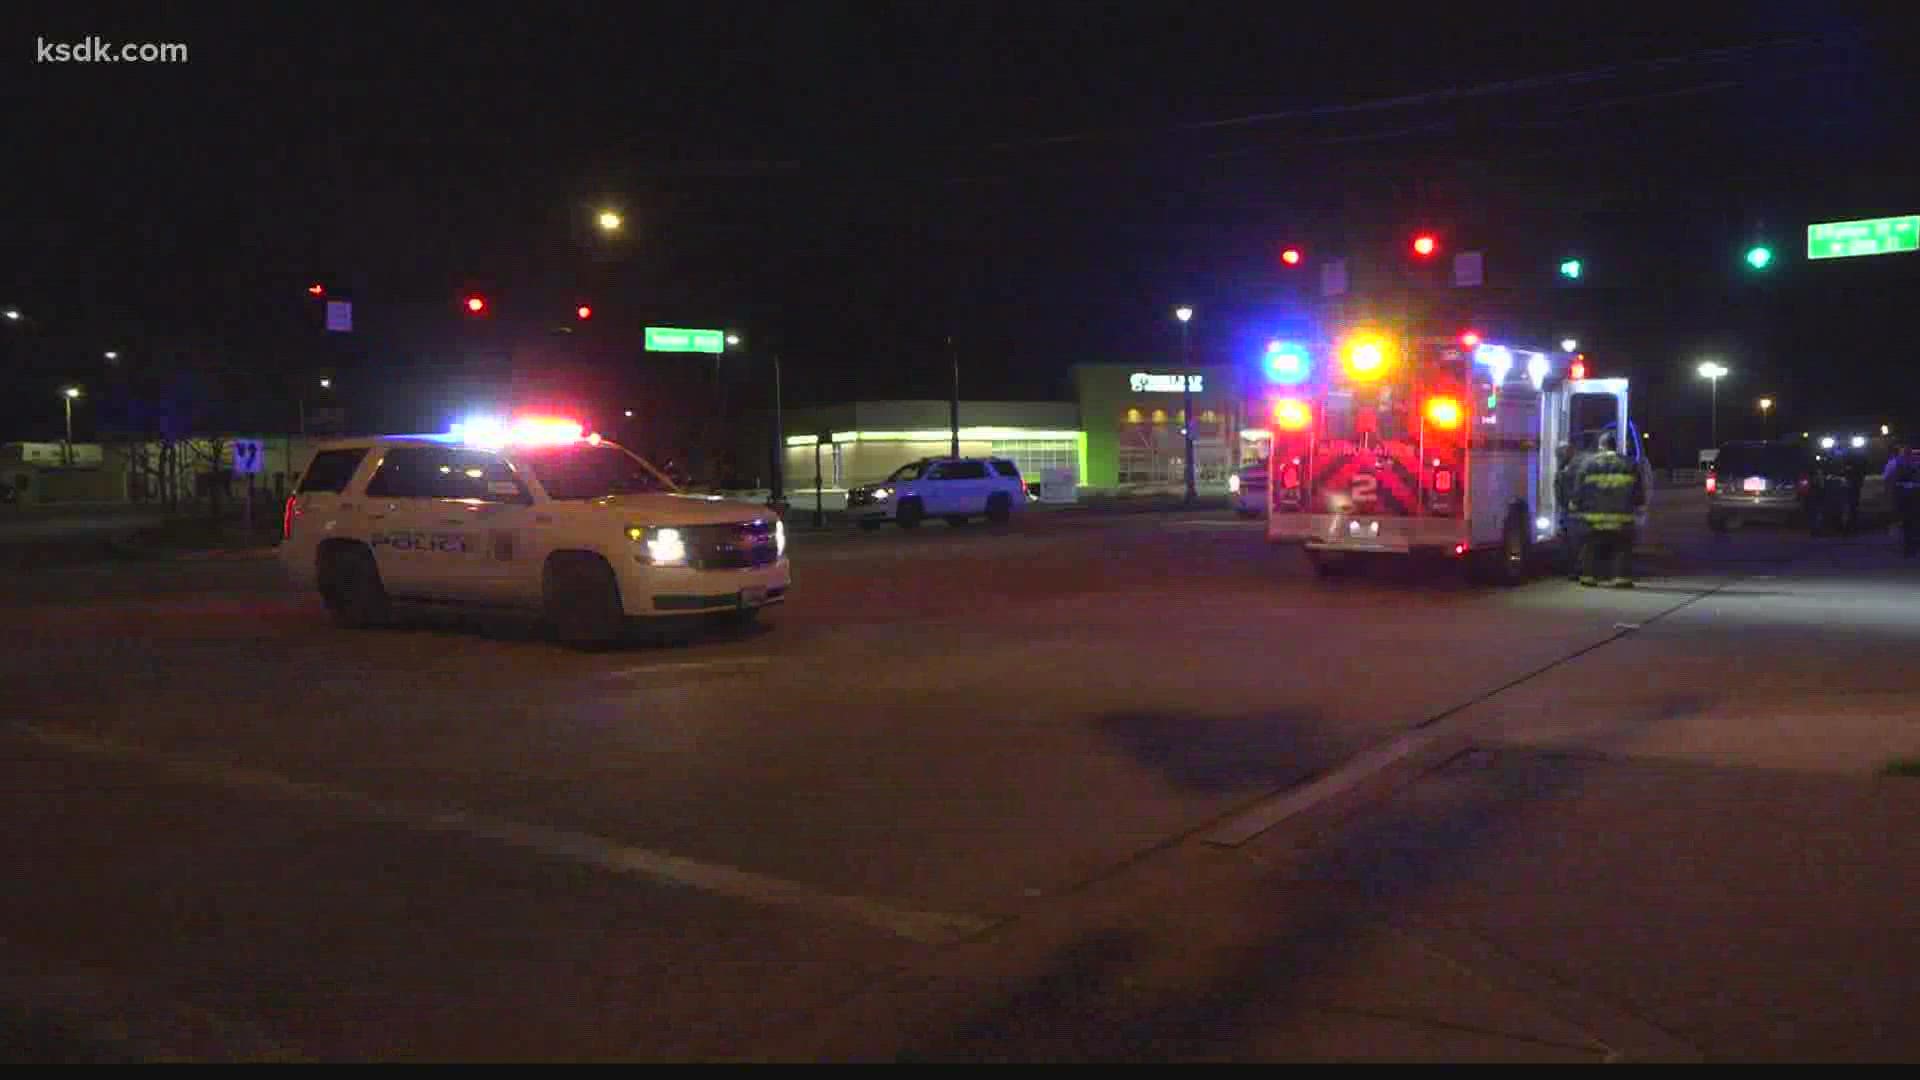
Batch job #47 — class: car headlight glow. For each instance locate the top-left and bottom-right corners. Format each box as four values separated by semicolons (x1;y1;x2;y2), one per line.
1228;473;1241;494
874;487;892;500
628;525;687;565
775;518;786;558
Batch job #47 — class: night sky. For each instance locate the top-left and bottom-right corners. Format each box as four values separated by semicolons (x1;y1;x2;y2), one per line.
6;7;1918;461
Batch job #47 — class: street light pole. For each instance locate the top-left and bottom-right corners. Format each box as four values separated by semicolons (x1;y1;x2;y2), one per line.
1697;362;1729;449
771;351;785;507
63;392;75;465
948;335;960;459
1175;307;1196;505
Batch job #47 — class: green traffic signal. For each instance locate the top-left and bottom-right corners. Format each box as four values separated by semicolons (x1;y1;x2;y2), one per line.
1559;258;1582;280
1745;245;1773;270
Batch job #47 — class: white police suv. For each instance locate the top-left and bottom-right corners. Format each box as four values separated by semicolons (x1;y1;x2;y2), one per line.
280;417;789;647
844;456;1027;530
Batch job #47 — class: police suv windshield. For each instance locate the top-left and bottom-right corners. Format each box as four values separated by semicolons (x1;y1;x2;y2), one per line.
886;461;926;482
520;443;675;500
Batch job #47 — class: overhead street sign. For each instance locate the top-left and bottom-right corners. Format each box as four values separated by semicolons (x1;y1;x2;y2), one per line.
1806;215;1919;260
644;326;725;354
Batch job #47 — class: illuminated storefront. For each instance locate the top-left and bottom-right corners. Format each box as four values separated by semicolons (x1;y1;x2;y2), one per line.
781;401;1083;495
780;370;1272;497
1071;364;1262;490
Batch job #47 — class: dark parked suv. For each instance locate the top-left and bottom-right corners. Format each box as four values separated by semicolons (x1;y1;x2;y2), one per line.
1706;441;1815;532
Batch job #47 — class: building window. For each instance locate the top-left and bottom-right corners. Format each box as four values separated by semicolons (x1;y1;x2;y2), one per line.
991;439;1077;484
1151;409;1167;424
1125;407;1142;423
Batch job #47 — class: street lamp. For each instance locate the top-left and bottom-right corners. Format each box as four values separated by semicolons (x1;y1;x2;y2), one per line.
3;309;20;322
1174;306;1196;504
1758;396;1773;437
1560;338;1578;353
300;377;333;436
61;386;82;465
596;210;623;232
103;350;118;361
1697;361;1729;448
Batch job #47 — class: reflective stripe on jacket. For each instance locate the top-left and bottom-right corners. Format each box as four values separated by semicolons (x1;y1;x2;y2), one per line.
1574;450;1639;531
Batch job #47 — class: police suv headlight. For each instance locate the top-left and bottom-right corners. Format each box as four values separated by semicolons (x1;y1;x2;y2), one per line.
1228;474;1241;494
626;525;688;566
775;518;786;558
873;487;893;501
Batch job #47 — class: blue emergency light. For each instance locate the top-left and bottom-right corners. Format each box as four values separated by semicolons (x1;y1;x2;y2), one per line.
1263;340;1312;386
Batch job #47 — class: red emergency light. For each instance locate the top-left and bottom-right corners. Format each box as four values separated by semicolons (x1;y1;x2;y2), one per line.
1459;331;1481;348
307;283;325;297
1424;396;1464;431
576;304;593;321
465;295;488;314
1273;397;1312;432
1412;234;1439;257
1570;356;1587;381
1280;247;1302;266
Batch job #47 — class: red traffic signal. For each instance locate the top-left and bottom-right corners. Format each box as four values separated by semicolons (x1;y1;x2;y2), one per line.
576;304;593;321
307;283;325;297
464;295;488;314
1280;247;1303;267
1412;234;1439;257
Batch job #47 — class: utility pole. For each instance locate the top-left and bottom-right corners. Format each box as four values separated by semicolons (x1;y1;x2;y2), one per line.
948;335;960;459
770;351;785;507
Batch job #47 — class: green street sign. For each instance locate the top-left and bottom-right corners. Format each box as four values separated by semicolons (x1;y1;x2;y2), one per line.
644;326;726;353
1806;215;1919;260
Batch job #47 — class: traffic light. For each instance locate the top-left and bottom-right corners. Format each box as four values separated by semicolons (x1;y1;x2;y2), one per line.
1411;233;1439;257
1280;247;1303;267
464;294;488;315
1745;245;1773;270
1559;258;1582;280
576;304;593;321
307;283;326;297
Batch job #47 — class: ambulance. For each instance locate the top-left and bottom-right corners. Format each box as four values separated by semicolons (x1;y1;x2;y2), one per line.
1262;330;1646;582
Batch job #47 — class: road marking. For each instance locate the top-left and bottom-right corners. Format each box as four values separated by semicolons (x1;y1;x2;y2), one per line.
1205;731;1452;847
1164;519;1262;530
18;724;995;947
604;657;773;678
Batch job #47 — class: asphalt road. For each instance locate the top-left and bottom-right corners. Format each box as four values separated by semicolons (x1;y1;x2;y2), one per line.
3;492;1917;1060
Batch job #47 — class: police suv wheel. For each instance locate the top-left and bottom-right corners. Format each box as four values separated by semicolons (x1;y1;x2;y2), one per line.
323;544;390;628
896;499;924;529
544;554;625;650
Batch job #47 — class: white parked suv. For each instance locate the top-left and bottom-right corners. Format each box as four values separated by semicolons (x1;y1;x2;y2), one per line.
845;457;1027;530
279;428;789;647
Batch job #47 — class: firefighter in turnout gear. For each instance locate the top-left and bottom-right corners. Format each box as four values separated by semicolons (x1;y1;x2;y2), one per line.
1554;443;1583;580
1571;431;1645;588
